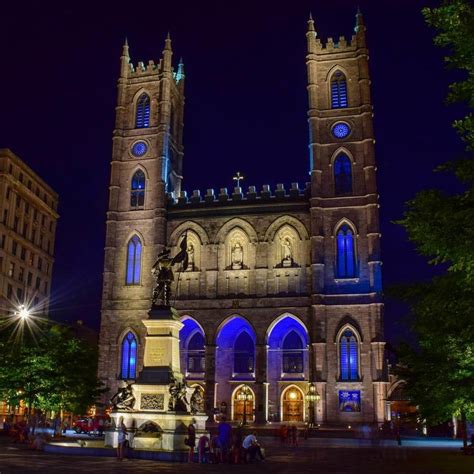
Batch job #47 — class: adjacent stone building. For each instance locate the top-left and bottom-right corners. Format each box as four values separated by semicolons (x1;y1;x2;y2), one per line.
98;12;388;425
0;149;59;316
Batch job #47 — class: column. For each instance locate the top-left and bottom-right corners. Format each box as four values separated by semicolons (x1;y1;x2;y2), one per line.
204;344;216;417
254;343;268;424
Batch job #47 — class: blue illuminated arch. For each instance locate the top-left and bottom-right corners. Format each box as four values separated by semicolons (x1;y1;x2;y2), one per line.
180;317;206;374
135;93;150;128
126;235;142;285
131;169;146;208
216;316;256;376
336;224;356;278
339;328;359;381
331;71;348;109
334;154;352;195
282;330;304;373
120;331;137;379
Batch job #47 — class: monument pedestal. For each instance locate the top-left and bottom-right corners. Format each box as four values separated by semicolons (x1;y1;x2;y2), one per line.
105;305;208;451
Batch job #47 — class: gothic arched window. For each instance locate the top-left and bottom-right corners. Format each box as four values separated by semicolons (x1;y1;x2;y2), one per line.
282;330;304;373
187;332;205;373
135;93;150;128
234;331;255;374
336;224;356;278
131;170;145;208
331;71;348;109
126;235;142;285
339;329;359;381
120;331;137;379
334;154;352;195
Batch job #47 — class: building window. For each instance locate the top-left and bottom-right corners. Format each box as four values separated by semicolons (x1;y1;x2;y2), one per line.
130;170;146;209
336;224;356;278
12;241;17;256
18;267;24;282
187;332;205;373
126;235;142;285
35;276;40;290
234;331;255;374
0;235;4;248
23;224;28;239
135;93;150;128
282;330;304;373
331;71;348;108
334;154;352;195
27;272;32;286
6;187;10;200
15;194;21;209
3;210;7;225
25;203;29;214
339;329;359;381
20;247;26;260
7;284;12;299
8;262;14;277
38;257;43;271
27;180;32;190
13;217;19;232
120;331;138;380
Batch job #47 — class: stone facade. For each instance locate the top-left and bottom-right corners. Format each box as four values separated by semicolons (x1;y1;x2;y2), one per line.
98;13;388;425
0;149;59;315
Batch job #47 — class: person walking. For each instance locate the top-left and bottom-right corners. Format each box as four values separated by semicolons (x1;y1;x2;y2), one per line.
116;417;127;461
186;421;196;462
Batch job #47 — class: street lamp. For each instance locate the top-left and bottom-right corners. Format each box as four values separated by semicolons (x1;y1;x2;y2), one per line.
237;385;253;426
17;305;30;319
306;383;321;428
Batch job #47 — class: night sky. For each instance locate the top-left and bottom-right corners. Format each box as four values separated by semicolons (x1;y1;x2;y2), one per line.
0;1;464;342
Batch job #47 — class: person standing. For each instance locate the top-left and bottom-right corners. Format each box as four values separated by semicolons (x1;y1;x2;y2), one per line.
218;417;232;463
116;417;127;461
187;421;196;462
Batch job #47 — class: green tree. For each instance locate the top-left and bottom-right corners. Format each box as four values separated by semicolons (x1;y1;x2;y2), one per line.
396;0;474;449
0;324;105;419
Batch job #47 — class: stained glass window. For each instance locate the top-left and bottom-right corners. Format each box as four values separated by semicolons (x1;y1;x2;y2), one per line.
282;330;304;373
332;122;351;139
135;93;150;128
336;224;356;278
338;390;361;412
131;170;145;208
187;332;205;373
121;331;137;380
340;329;359;381
331;71;348;108
334;154;352;195
126;235;142;285
234;331;255;373
131;141;148;157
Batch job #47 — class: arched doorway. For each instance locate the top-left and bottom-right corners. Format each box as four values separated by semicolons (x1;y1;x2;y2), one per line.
232;385;255;423
282;386;304;422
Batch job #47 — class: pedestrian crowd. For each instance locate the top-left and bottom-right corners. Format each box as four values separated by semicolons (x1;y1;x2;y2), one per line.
185;417;265;464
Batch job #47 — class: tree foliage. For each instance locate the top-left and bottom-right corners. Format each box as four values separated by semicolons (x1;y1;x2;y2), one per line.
0;325;105;415
396;0;474;431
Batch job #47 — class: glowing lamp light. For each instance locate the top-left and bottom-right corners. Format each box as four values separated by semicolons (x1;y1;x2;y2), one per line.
17;305;30;319
289;390;297;400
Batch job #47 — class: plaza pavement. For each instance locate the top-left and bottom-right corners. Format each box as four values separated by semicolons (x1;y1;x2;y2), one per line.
0;436;471;474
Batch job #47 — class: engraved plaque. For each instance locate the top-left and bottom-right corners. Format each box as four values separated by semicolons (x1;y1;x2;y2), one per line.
141;393;164;410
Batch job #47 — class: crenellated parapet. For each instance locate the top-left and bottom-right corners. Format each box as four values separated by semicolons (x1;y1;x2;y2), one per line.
168;182;310;207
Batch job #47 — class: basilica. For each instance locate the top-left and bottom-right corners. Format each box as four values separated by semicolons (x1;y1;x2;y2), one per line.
98;11;388;425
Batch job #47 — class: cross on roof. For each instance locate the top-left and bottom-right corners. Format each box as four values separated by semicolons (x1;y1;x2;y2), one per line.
233;171;244;188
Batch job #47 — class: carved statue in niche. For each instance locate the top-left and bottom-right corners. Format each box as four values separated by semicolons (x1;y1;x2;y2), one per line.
190;386;205;414
281;237;293;267
186;244;195;271
231;242;243;270
110;382;136;411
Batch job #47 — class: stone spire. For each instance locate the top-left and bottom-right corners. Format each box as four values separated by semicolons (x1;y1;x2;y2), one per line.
163;32;173;72
306;12;317;53
354;7;366;47
120;37;130;78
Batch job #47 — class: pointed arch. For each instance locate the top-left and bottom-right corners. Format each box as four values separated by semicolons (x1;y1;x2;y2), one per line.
179;316;206;375
264;215;309;242
126;234;142;285
215;218;258;244
334;220;357;279
120;331;138;380
336;324;361;381
280;384;305;422
333;153;353;195
130;169;146;208
135;92;151;128
231;384;255;422
169;221;210;247
266;313;309;345
328;68;348;109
